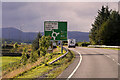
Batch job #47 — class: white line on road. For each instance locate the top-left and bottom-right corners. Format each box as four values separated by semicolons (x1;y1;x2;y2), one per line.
67;50;82;80
105;55;120;66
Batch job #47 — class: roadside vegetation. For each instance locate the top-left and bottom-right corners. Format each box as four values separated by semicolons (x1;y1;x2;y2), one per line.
101;48;120;50
89;6;120;46
2;32;75;79
76;41;90;47
13;50;74;79
1;43;32;78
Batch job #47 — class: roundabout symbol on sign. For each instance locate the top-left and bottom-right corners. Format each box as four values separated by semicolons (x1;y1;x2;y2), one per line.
52;30;59;40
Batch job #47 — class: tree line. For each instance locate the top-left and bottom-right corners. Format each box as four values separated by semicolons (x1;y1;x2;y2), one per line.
89;6;120;46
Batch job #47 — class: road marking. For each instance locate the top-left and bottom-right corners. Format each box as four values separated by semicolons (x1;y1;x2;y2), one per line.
106;55;110;58
105;55;120;66
67;50;82;80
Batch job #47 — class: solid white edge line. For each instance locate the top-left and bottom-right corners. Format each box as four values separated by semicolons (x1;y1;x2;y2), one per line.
66;50;82;80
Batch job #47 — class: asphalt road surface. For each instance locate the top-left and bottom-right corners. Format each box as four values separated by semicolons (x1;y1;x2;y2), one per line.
58;47;119;79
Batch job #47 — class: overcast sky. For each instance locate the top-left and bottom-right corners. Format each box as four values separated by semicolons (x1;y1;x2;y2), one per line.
2;2;118;32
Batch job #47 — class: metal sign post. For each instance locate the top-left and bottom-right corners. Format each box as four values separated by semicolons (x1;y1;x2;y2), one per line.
61;41;63;53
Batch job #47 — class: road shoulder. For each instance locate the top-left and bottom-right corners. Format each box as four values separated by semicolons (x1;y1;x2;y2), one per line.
57;50;80;78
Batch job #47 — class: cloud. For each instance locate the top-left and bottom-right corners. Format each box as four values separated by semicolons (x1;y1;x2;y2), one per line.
2;2;118;32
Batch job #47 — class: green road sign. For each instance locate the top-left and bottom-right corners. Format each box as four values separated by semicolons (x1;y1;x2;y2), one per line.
44;21;67;41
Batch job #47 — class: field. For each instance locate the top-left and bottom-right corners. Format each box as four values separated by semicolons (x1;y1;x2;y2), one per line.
0;56;21;67
1;44;31;67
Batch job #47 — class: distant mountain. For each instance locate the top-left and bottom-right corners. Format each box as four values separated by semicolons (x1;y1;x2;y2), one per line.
2;27;38;42
68;31;89;42
2;27;89;42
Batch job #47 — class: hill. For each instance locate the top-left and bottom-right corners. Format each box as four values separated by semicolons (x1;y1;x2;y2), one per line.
2;27;89;42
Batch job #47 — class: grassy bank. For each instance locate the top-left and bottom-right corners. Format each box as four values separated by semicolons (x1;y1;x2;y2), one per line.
2;46;75;79
13;50;75;79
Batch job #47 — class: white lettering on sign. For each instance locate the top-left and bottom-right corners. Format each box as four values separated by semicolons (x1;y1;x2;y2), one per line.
45;22;58;31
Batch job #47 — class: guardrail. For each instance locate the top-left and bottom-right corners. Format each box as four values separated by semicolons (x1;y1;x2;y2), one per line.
49;47;68;64
88;45;120;48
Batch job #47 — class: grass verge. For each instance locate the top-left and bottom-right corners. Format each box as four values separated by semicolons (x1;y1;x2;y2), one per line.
100;48;120;50
13;50;75;79
87;47;120;50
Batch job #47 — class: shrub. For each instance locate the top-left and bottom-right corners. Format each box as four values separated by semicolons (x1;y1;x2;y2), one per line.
30;51;39;63
39;36;50;56
21;48;28;65
76;42;90;47
14;42;18;48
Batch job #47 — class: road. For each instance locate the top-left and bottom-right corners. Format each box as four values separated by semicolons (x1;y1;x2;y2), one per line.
58;47;119;79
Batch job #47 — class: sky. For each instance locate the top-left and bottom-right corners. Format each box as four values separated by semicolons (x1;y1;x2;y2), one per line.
2;2;118;32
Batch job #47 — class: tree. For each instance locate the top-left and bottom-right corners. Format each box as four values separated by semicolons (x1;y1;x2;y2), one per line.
98;11;120;45
89;5;120;46
21;48;28;65
89;6;111;44
38;36;50;64
32;32;42;51
39;36;50;56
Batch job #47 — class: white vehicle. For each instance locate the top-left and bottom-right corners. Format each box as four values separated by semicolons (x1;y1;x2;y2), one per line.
53;42;57;48
68;39;76;48
53;42;57;46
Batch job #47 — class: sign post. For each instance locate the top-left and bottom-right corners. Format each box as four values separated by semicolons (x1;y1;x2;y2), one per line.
44;21;67;53
61;41;63;53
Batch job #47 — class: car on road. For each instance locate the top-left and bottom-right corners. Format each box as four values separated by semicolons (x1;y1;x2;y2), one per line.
68;39;76;48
